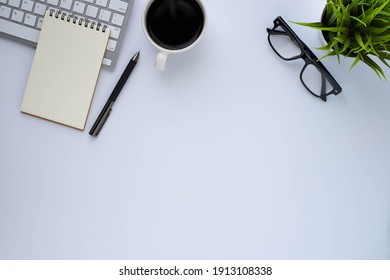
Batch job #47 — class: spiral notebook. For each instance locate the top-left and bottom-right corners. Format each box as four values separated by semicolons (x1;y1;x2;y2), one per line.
20;10;110;130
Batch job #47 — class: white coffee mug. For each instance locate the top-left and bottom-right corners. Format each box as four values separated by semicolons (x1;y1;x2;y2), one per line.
142;0;207;70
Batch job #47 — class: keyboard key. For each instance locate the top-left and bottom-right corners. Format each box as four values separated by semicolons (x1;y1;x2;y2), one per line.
0;0;7;4
108;0;127;13
106;38;116;51
37;16;43;28
85;5;97;18
102;58;112;66
24;13;36;26
73;1;85;14
9;0;21;8
33;3;46;15
11;10;24;22
111;12;123;26
59;0;72;10
98;9;111;22
0;6;12;18
21;0;34;11
47;0;59;5
0;17;40;42
96;0;107;7
105;24;120;39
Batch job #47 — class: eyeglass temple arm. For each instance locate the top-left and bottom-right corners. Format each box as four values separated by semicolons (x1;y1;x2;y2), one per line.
320;71;327;101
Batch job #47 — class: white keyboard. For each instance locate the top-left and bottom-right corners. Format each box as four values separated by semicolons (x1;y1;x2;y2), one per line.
0;0;134;69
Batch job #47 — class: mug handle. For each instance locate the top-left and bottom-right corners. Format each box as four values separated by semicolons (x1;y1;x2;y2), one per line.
155;51;169;70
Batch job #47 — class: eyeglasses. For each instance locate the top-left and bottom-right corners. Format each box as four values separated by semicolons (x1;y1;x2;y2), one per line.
267;16;342;102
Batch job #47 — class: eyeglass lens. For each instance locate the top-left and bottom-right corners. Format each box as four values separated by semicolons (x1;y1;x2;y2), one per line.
301;64;335;97
268;26;301;60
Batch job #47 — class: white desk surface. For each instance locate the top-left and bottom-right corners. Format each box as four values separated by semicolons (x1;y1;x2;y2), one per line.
1;0;390;259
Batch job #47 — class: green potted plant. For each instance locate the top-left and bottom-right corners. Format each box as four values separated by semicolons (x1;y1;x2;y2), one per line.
293;0;390;79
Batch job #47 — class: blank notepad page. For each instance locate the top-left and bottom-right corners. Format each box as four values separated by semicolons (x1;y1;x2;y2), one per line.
21;11;110;130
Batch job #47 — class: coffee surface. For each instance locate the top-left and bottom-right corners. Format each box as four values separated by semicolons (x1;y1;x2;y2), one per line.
146;0;204;50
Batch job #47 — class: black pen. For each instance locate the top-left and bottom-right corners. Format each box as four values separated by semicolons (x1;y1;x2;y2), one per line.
89;51;140;137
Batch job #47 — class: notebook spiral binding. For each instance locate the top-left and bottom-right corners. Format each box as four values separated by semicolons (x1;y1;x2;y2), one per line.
48;9;107;32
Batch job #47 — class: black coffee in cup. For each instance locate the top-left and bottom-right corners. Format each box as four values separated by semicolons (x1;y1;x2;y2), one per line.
146;0;205;50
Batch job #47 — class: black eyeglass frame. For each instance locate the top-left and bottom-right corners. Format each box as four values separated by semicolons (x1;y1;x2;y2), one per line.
267;16;342;101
